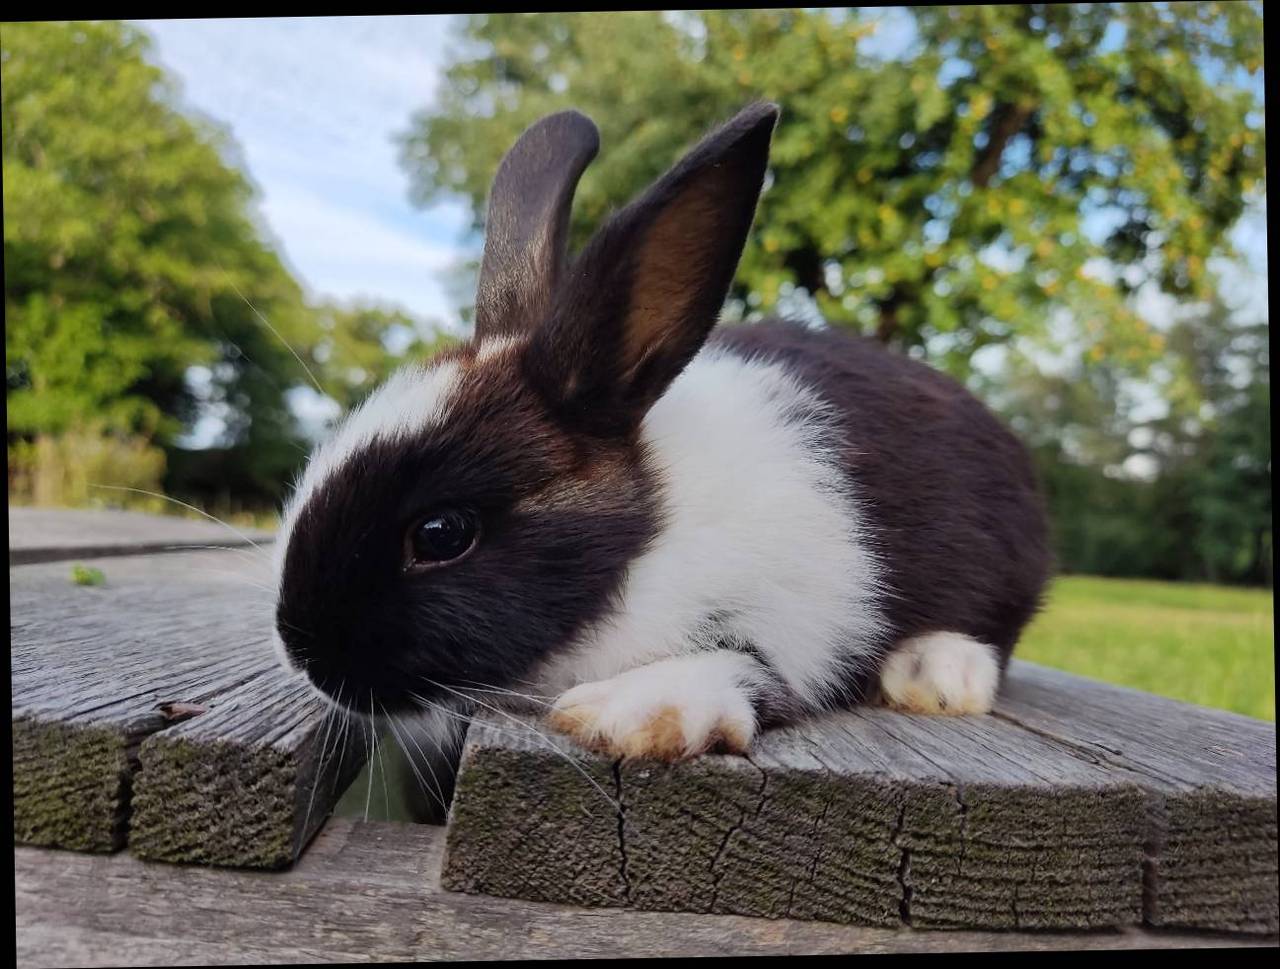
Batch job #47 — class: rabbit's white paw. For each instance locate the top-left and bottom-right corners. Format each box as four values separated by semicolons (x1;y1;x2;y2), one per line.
879;631;999;715
548;654;759;761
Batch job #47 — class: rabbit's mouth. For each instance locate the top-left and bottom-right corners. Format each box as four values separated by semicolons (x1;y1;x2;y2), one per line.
274;622;423;717
295;663;423;719
276;622;510;722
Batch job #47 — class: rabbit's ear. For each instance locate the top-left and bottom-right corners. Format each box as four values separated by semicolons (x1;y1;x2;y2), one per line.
474;111;600;341
528;102;779;435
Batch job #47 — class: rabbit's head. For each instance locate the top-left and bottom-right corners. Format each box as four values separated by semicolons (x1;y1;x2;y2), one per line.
272;103;779;716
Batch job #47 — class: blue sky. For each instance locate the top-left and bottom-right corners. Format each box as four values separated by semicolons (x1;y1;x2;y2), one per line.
137;15;472;327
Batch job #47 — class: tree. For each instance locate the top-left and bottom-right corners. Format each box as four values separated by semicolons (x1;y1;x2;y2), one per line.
1162;302;1270;584
981;289;1270;585
3;20;317;503
399;6;1264;375
308;301;459;414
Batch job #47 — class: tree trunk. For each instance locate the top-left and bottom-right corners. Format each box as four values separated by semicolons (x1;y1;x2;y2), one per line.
32;433;63;507
971;101;1036;188
875;290;905;343
784;247;826;299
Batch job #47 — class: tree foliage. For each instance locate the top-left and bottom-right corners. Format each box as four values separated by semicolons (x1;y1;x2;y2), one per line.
3;20;319;492
985;292;1270;585
400;5;1264;373
3;21;452;506
308;302;458;414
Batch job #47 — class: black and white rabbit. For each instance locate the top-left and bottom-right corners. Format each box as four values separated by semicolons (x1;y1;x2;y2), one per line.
272;102;1051;762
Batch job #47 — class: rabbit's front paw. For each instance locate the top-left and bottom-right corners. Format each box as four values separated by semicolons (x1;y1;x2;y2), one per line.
548;660;757;761
879;631;999;715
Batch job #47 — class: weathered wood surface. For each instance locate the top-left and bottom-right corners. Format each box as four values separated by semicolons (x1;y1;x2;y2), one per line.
15;820;1274;967
10;549;368;865
11;507;1276;946
442;660;1278;935
8;506;274;564
993;662;1278;933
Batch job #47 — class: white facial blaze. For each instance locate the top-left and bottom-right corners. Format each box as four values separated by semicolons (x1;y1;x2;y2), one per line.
273;360;463;582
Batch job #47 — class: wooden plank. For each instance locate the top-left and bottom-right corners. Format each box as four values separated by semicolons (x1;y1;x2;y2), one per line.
8;506;274;564
10;550;368;865
128;667;369;868
440;715;625;908
444;701;1148;930
15;821;1274;966
993;662;1278;934
441;660;1277;935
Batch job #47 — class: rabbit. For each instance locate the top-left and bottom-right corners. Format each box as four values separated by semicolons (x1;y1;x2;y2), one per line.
272;101;1052;764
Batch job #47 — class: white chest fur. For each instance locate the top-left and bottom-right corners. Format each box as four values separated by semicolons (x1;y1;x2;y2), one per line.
530;347;889;709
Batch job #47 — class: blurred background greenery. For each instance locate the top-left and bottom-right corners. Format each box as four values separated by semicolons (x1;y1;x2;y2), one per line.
3;8;1272;719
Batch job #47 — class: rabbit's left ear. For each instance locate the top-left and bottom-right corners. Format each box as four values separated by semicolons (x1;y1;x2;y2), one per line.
474;111;600;342
527;102;779;435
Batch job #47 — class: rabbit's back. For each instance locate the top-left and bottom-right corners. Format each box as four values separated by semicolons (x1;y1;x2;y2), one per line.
711;319;1052;677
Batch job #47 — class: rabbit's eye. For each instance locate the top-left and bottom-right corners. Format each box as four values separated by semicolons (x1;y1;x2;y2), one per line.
405;508;480;570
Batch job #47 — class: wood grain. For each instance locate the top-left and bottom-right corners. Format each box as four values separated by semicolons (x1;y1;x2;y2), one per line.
11;508;1274;937
128;664;370;868
16;820;1274;967
8;506;274;564
994;662;1278;934
442;660;1277;935
10;549;368;865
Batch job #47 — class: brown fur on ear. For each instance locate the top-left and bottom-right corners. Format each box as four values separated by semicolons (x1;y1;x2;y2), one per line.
525;102;780;435
621;181;725;385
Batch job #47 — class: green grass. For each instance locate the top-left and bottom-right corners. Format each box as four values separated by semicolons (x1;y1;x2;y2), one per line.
1019;575;1275;721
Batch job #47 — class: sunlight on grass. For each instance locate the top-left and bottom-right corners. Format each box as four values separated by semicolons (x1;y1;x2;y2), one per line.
1019;575;1275;721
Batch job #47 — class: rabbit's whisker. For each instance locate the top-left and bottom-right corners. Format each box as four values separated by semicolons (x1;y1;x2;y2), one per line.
88;484;267;553
216;258;327;398
302;697;341;840
385;712;450;815
454;681;556;708
423;679;618;813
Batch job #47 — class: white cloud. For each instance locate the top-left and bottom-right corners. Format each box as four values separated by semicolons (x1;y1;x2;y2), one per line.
258;181;464;323
133;16;480;321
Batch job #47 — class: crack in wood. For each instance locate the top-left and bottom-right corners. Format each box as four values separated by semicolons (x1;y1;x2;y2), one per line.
787;777;837;919
1141;792;1169;927
892;799;913;925
988;709;1124;761
949;782;969;879
707;758;770;912
612;759;632;905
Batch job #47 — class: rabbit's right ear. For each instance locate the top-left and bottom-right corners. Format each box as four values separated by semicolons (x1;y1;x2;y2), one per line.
473;111;600;342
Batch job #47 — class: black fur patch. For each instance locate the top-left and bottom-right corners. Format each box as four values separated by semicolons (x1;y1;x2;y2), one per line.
711;319;1053;703
276;362;659;715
